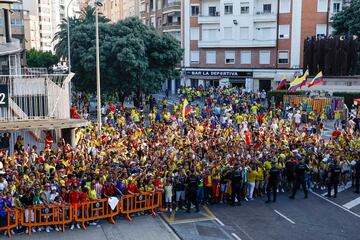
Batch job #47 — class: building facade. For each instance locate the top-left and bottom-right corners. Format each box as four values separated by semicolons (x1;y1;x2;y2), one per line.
23;0;82;52
181;0;349;91
140;0;181;42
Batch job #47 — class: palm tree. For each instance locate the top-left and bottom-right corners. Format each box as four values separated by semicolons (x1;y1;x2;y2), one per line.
53;6;109;59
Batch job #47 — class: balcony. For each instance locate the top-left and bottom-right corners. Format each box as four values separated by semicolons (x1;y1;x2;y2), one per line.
162;22;181;31
198;14;220;24
198;39;276;48
253;12;277;22
0;38;21;56
163;2;181;14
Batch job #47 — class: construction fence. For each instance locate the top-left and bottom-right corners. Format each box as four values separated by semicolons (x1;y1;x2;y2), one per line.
0;191;165;238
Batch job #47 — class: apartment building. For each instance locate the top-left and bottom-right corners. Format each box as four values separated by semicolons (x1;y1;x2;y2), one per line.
23;0;82;52
182;0;348;91
140;0;181;42
102;0;140;22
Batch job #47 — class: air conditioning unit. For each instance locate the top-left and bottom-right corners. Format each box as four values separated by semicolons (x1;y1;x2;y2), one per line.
215;11;220;16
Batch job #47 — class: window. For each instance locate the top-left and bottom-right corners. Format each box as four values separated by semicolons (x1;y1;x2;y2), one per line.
241;51;251;64
206;51;216;64
263;4;271;13
190;27;199;40
224;27;232;40
209;6;217;16
279;0;290;13
278;25;290;39
225;51;235;64
239;27;249;40
241;6;249;14
191;51;200;64
278;51;289;64
259;50;270;64
316;24;327;38
317;0;327;12
191;5;199;16
224;4;233;15
203;29;218;41
333;2;341;13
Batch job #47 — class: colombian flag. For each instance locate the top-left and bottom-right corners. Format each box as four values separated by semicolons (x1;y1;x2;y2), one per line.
308;71;324;88
276;76;288;90
182;99;192;119
288;70;309;92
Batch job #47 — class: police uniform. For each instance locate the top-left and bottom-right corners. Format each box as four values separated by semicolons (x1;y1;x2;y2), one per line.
290;160;308;199
266;164;280;203
327;162;341;197
355;160;360;194
186;172;200;212
230;167;242;206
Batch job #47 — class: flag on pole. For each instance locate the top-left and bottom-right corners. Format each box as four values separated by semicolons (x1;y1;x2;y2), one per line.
299;69;309;88
276;76;288;90
182;99;192;119
308;71;324;88
288;76;303;92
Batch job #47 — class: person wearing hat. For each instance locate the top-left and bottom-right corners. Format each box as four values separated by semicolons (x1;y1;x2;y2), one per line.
265;161;280;203
289;156;308;199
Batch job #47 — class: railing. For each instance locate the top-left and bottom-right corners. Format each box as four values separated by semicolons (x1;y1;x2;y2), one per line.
0;72;74;121
1;192;164;238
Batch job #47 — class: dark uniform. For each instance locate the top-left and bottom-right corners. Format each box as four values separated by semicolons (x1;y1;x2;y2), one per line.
327;162;341;198
230;167;242;206
266;164;280;203
186;172;200;212
290;160;308;199
355;160;360;194
285;159;296;191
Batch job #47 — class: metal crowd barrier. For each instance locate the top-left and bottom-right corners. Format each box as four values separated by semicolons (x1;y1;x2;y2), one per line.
0;191;164;238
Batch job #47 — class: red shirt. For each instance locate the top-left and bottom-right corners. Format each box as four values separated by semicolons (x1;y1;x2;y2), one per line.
69;191;81;206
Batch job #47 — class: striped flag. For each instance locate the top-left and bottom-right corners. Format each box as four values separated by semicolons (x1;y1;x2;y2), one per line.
276;76;288;90
182;99;192;119
308;71;324;88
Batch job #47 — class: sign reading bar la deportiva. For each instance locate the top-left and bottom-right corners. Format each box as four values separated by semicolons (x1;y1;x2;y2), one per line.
185;70;253;77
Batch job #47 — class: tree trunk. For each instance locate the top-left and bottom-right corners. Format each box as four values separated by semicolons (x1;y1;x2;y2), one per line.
134;86;142;108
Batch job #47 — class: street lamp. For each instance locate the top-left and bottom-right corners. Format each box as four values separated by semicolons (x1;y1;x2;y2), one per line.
95;0;103;136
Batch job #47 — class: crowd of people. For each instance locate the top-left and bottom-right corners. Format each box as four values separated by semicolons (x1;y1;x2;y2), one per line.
1;86;360;236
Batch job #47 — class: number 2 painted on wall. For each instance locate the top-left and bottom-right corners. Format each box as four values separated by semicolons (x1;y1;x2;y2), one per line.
0;93;6;105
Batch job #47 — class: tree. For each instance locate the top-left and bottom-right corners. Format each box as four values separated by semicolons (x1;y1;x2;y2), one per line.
26;48;59;70
332;0;360;37
54;14;182;105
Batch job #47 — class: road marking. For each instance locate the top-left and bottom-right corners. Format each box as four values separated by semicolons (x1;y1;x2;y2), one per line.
343;197;360;209
170;217;215;225
232;233;242;240
159;215;181;240
311;190;360;218
274;210;295;224
321;183;352;196
214;217;225;226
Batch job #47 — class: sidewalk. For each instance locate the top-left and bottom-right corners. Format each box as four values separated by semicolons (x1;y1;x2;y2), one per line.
6;216;179;240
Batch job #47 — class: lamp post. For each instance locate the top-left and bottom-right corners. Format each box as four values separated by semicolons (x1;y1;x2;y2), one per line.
66;0;75;74
95;1;103;136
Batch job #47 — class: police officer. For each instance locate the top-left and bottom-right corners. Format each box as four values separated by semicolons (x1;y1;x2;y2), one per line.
354;158;360;194
327;160;341;198
266;161;280;203
289;157;308;199
230;164;242;206
285;157;296;192
186;169;200;213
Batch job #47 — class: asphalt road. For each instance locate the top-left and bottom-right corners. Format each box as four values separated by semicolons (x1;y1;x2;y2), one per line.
161;188;360;240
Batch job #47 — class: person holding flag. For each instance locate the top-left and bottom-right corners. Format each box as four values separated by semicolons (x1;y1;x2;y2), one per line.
182;99;192;119
308;71;324;88
276;76;288;90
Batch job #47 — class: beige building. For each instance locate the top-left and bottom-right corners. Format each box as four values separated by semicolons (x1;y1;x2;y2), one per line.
102;0;140;22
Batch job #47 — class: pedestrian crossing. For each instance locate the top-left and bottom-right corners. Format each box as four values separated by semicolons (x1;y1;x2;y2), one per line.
343;197;360;210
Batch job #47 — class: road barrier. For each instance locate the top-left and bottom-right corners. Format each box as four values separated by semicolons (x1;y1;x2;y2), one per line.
1;191;164;237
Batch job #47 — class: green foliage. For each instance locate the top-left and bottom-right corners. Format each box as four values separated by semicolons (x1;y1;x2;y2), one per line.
331;0;360;37
333;92;360;108
267;90;306;106
54;11;183;99
26;48;59;70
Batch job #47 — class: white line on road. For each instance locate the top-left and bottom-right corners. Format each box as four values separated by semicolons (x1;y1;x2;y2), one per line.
232;233;242;240
159;215;181;240
214;217;225;226
274;210;295;224
343;197;360;209
311;190;360;218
